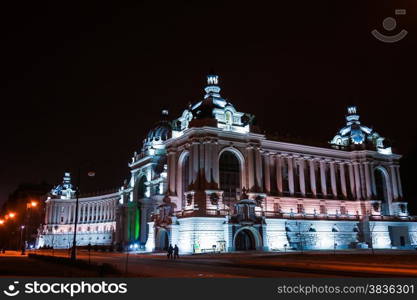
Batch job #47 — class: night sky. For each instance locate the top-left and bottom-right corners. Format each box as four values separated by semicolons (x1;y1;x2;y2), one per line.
1;1;416;206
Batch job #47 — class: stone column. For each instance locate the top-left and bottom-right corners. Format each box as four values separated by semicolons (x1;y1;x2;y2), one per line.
364;162;372;200
211;140;220;187
330;161;337;197
263;152;271;193
339;162;347;199
353;162;361;200
84;203;88;223
46;203;51;224
67;204;71;224
168;150;176;195
204;140;211;183
109;202;113;220
255;147;263;191
287;156;295;195
247;146;255;191
299;158;306;196
199;139;205;178
191;141;199;185
390;165;399;201
320;160;327;197
106;202;110;221
98;202;103;222
77;204;81;223
359;163;366;200
49;203;54;224
370;162;376;198
347;163;356;199
309;158;317;197
396;165;403;198
275;155;283;194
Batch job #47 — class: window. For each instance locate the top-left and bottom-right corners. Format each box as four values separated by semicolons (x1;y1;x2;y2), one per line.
137;176;147;199
297;204;304;214
375;167;389;214
340;206;346;215
219;151;241;202
320;205;326;214
225;111;233;125
181;154;190;206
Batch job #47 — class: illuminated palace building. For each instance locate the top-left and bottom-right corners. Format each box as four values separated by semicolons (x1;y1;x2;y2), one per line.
38;74;417;252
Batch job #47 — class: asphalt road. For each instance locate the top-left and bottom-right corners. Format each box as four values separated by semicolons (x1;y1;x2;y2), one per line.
26;249;417;278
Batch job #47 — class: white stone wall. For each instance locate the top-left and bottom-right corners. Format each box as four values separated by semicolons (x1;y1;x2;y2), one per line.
284;220;358;250
264;219;289;250
37;223;115;249
174;217;226;253
145;221;155;252
369;221;417;249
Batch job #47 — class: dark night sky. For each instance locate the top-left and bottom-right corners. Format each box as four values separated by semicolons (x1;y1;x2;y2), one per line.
1;1;416;206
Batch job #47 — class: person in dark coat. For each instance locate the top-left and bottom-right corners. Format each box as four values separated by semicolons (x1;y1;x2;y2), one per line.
173;244;179;259
167;244;173;259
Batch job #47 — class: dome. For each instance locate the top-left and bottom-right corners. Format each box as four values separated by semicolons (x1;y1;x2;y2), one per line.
188;74;235;120
144;110;172;147
50;172;75;199
330;106;392;154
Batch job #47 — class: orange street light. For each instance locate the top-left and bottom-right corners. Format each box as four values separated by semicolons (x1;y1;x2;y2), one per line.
29;201;38;208
8;212;16;219
0;219;4;225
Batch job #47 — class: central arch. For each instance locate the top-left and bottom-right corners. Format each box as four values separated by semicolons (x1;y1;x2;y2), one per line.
374;166;392;215
219;148;244;201
233;227;262;251
177;150;190;210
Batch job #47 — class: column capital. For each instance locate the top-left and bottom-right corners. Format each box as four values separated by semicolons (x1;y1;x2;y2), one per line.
261;150;270;156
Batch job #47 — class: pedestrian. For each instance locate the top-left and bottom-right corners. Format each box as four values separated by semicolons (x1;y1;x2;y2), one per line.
167;244;173;259
173;244;179;260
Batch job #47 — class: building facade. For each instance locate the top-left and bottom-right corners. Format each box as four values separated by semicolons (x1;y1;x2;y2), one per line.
38;74;417;252
37;173;118;248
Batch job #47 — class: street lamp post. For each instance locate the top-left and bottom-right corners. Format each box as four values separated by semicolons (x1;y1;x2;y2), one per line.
21;201;38;255
70;167;95;262
20;225;25;254
70;168;81;262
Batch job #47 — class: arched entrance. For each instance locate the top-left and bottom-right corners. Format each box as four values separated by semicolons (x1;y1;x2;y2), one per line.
155;228;169;251
233;228;261;251
235;229;256;250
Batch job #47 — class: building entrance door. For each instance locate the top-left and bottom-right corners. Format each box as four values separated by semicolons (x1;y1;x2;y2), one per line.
235;229;256;251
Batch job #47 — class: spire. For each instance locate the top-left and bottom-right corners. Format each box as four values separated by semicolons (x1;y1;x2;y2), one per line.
345;105;360;125
204;74;221;99
62;172;72;189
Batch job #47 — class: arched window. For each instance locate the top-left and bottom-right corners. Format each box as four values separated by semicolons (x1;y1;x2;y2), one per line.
137;176;146;199
219;151;241;202
181;154;190;206
225;111;233;125
375;167;389;214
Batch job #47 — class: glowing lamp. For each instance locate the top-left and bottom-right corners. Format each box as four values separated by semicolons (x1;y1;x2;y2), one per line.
8;212;16;218
88;171;96;177
30;201;38;208
0;219;4;225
